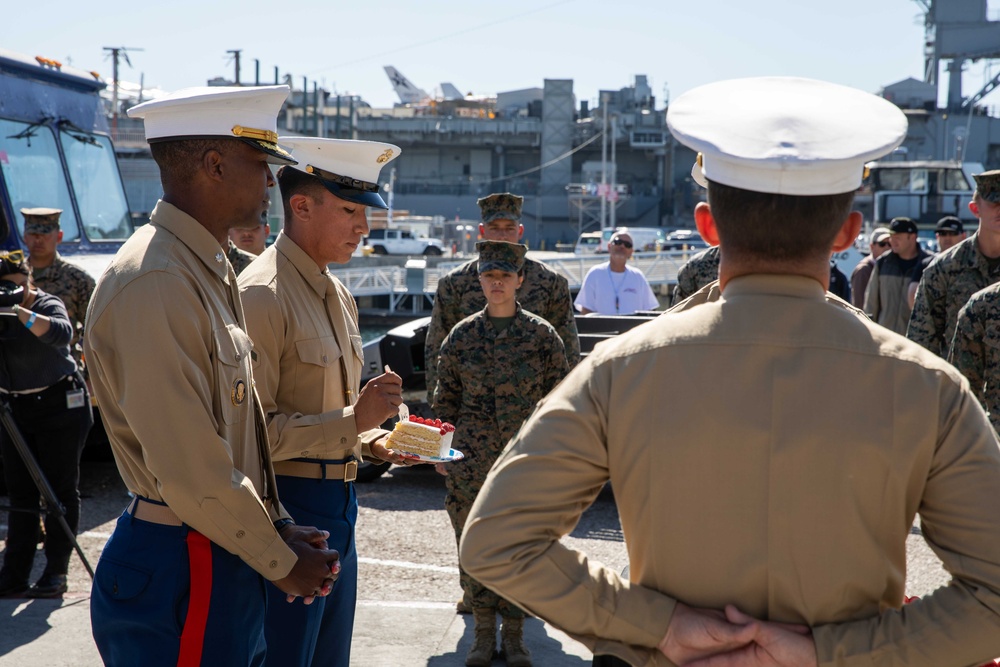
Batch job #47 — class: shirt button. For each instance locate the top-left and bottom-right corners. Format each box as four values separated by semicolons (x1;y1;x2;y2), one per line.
340;437;347;444
270;560;278;569
322;355;329;363
236;530;245;538
235;353;241;361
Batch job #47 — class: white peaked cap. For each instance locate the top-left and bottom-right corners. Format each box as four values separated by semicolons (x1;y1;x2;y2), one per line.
279;137;401;209
127;85;294;164
669;77;908;196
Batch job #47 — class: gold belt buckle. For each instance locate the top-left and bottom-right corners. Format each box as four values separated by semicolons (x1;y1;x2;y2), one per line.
343;460;358;483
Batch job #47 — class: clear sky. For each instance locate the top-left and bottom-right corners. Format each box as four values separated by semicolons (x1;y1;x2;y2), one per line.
1;1;978;111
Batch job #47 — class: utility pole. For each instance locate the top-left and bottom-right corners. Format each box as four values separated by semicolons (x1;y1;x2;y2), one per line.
386;167;396;227
226;49;242;85
609;113;617;230
600;92;608;230
103;46;144;135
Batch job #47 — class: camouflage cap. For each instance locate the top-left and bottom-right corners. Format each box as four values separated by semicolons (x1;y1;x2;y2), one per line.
974;170;1000;203
476;240;527;274
477;193;523;224
21;207;62;235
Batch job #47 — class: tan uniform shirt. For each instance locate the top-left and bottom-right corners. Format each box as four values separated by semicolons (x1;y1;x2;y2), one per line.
462;274;1000;667
85;201;295;580
238;232;384;463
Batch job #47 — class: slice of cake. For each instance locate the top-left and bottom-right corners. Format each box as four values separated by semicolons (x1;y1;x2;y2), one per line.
386;415;456;458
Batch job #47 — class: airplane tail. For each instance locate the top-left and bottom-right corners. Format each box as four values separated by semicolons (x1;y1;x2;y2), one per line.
439;83;464;101
384;66;429;105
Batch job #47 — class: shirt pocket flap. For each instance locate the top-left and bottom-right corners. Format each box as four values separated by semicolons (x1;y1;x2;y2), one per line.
296;336;342;368
214;324;253;368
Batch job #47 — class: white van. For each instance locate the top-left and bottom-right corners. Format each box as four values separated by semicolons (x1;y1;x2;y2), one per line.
575;227;666;254
574;230;613;254
615;227;665;252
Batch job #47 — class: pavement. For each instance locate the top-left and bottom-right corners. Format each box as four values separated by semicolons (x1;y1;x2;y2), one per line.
0;594;594;666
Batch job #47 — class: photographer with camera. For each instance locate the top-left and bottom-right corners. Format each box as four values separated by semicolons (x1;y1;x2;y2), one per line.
0;250;92;598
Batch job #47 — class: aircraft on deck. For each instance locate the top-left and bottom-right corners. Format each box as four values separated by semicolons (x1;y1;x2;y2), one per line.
383;66;493;109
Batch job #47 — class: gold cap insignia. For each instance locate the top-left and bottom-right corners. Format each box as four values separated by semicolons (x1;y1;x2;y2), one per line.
376;149;394;164
232;125;278;144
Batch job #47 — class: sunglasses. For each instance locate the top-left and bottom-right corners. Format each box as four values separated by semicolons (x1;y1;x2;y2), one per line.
935;230;959;237
875;241;891;248
611;239;633;249
0;249;24;263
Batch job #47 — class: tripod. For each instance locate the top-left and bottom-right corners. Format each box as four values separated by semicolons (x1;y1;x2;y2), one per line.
0;396;94;579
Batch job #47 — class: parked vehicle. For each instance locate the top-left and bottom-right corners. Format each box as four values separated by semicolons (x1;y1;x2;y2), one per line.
0;49;135;473
662;229;708;250
854;159;982;229
574;227;666;254
364;228;445;255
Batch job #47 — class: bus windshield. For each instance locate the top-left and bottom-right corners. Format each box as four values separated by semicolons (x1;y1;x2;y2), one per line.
60;126;132;241
0;118;81;242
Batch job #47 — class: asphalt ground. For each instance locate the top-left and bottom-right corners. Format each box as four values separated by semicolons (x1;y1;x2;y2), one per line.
0;457;952;667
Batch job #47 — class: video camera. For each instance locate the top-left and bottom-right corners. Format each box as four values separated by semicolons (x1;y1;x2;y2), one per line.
0;280;24;308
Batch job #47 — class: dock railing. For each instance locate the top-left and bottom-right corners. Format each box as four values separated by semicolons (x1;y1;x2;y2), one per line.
331;249;704;312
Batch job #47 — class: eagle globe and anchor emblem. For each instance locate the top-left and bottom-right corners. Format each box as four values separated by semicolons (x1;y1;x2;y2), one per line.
231;378;247;406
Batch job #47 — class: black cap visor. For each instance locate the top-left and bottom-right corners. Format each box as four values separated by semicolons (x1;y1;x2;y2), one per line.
317;178;388;209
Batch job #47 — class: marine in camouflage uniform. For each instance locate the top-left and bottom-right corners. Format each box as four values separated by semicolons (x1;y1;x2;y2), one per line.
22;208;96;371
907;170;1000;357
425;193;579;397
907;233;1000;357
670;245;720;306
227;239;257;276
949;283;1000;433
432;241;570;657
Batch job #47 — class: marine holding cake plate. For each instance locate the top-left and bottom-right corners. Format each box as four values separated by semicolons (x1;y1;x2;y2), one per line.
431;240;571;667
386;414;461;461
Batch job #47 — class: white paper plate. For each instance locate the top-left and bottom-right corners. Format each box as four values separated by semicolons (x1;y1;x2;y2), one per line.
398;448;465;463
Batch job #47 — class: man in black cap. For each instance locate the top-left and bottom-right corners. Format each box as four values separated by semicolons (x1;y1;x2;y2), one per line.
905;215;964;309
864;216;932;335
934;215;966;252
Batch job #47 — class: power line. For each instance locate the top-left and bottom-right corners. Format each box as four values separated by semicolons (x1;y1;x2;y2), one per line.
305;0;575;76
469;129;604;186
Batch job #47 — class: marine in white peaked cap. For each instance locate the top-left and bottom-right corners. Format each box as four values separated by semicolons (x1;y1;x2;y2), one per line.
86;82;342;667
128;85;296;164
237;135;409;667
278;136;400;208
460;75;1000;667
672;76;907;196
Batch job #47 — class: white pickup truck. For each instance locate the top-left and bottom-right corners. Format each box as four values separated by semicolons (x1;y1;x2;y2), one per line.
365;228;445;255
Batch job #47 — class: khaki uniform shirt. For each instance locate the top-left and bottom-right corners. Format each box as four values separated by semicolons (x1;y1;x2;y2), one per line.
32;252;96;368
462;274;1000;667
238;232;384;463
85;201;295;580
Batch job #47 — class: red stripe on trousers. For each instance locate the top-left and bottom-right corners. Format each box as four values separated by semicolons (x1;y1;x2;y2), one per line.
177;530;213;667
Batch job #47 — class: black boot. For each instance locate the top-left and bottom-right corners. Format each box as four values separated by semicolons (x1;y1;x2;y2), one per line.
25;573;67;598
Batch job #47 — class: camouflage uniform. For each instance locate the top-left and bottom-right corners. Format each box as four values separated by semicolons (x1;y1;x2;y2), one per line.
425;257;579;395
670;245;720;306
227;240;257;276
433;304;569;617
949;283;1000;433
31;253;95;371
907;232;1000;357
